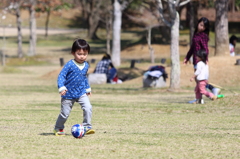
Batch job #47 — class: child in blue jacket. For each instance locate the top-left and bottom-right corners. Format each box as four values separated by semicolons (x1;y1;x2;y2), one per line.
53;39;95;136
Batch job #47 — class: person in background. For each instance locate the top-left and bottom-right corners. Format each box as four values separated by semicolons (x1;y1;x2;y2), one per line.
190;50;217;104
94;53;121;83
183;17;220;103
229;35;238;56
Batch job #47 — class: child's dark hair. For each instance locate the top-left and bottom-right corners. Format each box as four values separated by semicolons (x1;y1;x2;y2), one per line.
194;17;210;36
102;53;111;60
196;49;207;64
229;35;238;47
101;53;114;68
71;39;90;53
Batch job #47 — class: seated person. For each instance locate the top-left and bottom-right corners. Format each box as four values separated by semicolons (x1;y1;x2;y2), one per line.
94;53;121;83
229;35;238;56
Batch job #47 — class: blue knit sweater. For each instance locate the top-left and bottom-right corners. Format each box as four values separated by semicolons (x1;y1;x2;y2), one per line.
57;60;91;99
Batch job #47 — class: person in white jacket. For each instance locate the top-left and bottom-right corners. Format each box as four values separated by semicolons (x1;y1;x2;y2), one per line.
190;50;217;104
229;35;238;56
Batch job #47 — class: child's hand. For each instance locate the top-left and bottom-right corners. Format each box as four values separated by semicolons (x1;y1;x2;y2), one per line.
190;77;194;82
60;90;67;96
86;92;92;96
183;59;188;65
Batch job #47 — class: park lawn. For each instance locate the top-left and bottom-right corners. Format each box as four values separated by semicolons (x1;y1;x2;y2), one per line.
0;65;239;159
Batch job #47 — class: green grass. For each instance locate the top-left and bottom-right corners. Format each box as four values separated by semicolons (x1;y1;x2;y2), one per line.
1;13;240;158
0;67;239;159
0;66;27;73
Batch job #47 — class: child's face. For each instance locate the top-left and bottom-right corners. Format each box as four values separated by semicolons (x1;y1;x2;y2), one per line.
197;21;206;33
72;49;88;63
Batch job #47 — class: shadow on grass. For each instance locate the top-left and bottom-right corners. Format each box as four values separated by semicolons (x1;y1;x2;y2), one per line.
39;133;55;136
39;133;71;136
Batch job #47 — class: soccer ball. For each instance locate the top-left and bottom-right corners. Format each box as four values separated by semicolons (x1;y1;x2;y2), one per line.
71;124;85;138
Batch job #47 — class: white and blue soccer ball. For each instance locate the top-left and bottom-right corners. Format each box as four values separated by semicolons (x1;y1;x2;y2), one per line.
71;124;85;138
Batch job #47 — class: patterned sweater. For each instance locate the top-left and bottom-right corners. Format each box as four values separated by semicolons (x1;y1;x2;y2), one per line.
185;32;209;65
57;60;91;99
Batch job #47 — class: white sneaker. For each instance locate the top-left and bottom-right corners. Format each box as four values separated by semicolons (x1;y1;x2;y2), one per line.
212;88;221;96
199;99;204;104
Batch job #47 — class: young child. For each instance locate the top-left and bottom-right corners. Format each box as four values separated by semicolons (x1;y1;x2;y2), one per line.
53;39;95;136
184;17;220;103
229;35;238;56
190;50;217;104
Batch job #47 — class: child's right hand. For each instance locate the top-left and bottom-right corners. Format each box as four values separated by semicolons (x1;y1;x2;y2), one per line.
60;90;67;96
183;59;188;65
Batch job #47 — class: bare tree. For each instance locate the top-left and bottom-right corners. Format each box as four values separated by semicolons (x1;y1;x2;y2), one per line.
147;26;155;63
156;0;191;90
102;5;113;55
215;0;229;56
28;0;37;56
111;0;132;66
36;0;64;38
77;0;104;40
95;0;113;54
8;0;24;58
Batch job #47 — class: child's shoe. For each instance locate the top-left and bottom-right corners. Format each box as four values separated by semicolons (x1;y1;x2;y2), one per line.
190;99;204;104
84;126;95;135
192;99;200;104
199;99;204;104
53;129;66;136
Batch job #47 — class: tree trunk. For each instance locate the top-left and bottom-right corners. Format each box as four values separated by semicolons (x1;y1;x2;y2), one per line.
187;1;198;45
87;13;99;39
232;0;235;12
156;0;191;90
147;28;154;63
169;12;180;90
29;0;37;56
111;0;122;67
87;0;101;40
229;0;235;12
79;0;90;20
106;15;112;55
45;9;50;38
16;7;23;58
215;0;229;56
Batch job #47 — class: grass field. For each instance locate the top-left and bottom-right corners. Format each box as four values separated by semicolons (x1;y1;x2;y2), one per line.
0;13;240;158
0;61;240;158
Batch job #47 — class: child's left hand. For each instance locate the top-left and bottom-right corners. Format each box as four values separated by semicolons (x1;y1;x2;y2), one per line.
190;77;194;82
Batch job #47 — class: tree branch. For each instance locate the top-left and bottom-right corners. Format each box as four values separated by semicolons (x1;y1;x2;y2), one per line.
179;0;191;7
175;0;180;6
156;0;172;27
168;0;176;19
121;0;134;11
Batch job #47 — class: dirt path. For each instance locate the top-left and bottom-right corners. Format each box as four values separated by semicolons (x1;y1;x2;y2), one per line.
0;27;83;36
